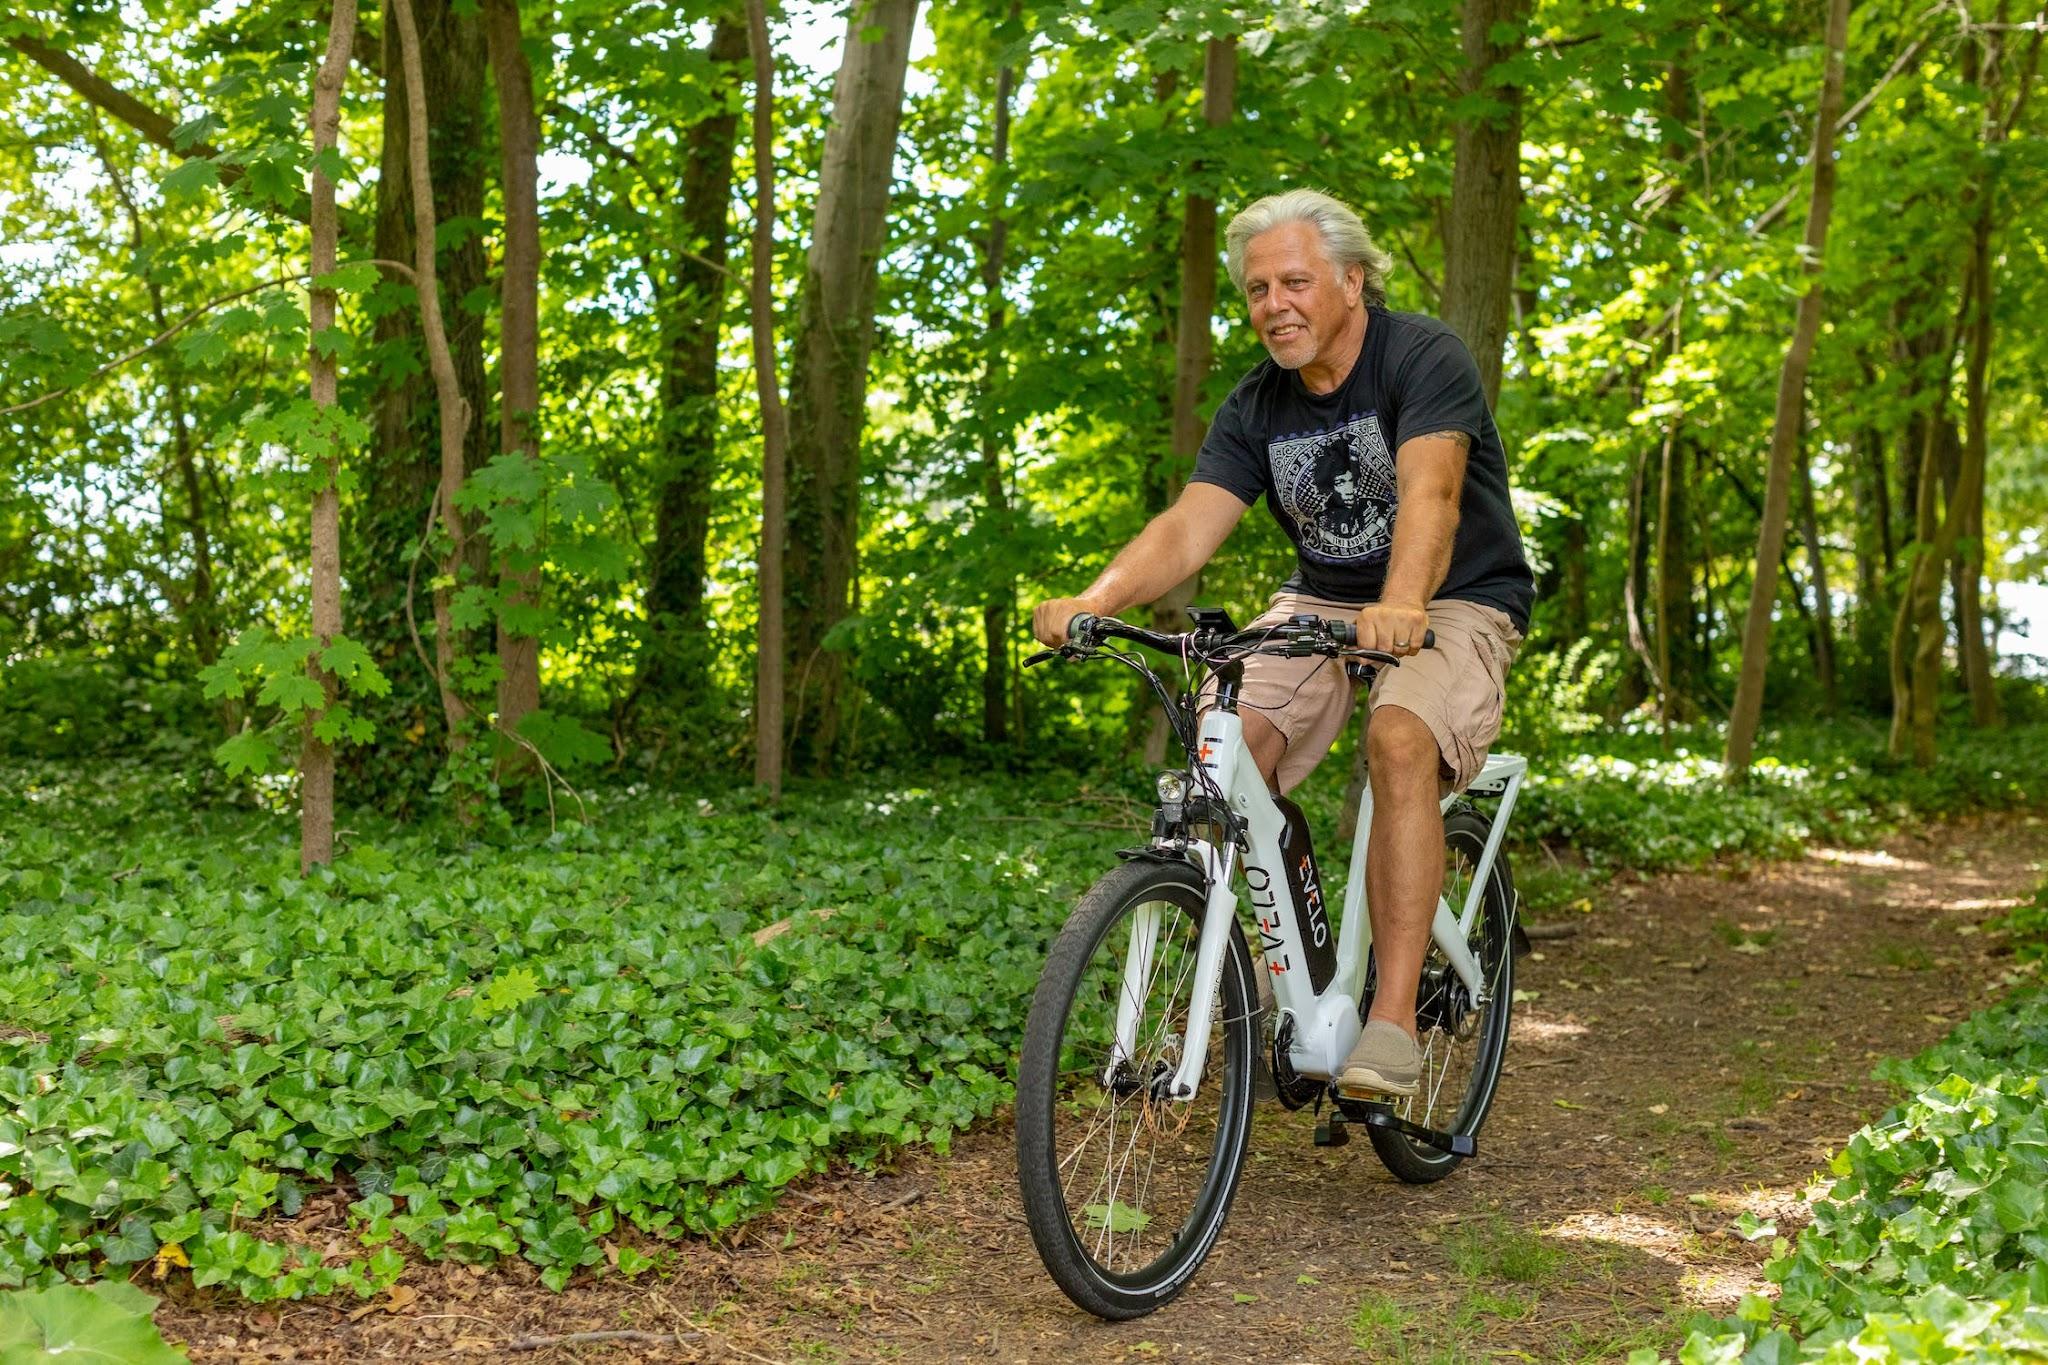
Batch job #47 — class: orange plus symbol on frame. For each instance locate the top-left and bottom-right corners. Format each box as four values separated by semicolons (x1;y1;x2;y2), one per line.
1197;741;1214;764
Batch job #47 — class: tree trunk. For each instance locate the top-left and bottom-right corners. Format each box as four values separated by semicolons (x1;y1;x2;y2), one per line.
642;15;748;698
1561;514;1587;640
979;21;1018;748
781;0;921;765
1622;438;1658;702
349;0;490;800
1693;443;1718;691
1955;185;2001;727
746;0;790;796
1890;396;1963;766
1144;35;1237;768
484;0;543;770
1439;0;1531;405
1795;444;1838;710
1722;0;1851;780
1655;421;1687;729
302;0;356;871
390;0;476;768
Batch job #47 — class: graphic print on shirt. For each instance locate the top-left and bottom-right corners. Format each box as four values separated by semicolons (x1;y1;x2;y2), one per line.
1268;412;1397;563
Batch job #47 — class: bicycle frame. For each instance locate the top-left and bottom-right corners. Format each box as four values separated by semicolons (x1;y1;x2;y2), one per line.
1114;705;1527;1103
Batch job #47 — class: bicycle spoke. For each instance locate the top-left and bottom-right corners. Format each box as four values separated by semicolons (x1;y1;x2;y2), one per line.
1041;886;1241;1281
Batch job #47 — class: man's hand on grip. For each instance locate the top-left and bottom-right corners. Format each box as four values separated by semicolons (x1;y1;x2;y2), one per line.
1033;597;1105;648
1353;602;1430;657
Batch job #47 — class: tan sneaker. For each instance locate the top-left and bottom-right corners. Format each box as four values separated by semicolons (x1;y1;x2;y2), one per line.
1336;1020;1420;1098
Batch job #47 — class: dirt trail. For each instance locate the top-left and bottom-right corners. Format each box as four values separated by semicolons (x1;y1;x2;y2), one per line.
160;812;2048;1364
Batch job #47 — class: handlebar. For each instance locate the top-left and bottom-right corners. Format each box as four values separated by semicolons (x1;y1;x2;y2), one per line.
1026;611;1434;670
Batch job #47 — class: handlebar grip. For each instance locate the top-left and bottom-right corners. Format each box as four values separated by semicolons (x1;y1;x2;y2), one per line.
1328;620;1435;649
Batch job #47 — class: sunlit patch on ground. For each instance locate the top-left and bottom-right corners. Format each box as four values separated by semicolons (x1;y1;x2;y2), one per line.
1807;847;1928;870
1511;1013;1590;1044
1682;1265;1772;1308
1946;895;2024;911
1548;1210;1688;1261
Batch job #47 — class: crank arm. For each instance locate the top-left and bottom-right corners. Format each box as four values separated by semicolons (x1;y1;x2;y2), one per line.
1331;1095;1477;1158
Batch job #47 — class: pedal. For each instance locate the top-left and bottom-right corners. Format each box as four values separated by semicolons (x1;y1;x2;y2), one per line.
1313;1114;1349;1147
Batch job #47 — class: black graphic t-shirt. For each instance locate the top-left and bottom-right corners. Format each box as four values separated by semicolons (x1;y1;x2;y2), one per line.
1192;308;1535;631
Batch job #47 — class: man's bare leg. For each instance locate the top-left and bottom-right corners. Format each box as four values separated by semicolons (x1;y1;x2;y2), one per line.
1241;709;1287;791
1361;704;1444;1040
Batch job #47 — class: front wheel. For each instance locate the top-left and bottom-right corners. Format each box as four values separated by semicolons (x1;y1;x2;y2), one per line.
1015;858;1257;1320
1364;805;1517;1184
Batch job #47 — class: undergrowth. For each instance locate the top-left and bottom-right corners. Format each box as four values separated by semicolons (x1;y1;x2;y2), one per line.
1658;875;2048;1362
0;719;2041;1306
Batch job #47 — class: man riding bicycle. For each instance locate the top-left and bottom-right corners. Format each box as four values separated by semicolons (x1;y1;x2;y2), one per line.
1032;189;1535;1101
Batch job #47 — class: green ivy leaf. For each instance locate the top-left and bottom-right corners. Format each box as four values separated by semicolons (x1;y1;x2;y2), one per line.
473;967;541;1017
0;1282;186;1364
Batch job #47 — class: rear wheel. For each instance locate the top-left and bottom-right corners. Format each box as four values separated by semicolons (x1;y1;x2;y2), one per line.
1015;859;1257;1319
1364;805;1516;1184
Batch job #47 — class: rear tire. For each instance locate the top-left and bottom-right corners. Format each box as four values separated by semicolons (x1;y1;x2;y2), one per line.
1015;859;1257;1319
1364;806;1516;1184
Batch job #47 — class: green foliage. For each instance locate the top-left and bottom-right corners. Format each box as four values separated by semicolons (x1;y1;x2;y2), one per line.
0;1281;185;1363
1996;882;2048;964
1665;900;2048;1363
0;762;1100;1299
197;627;388;776
1507;721;2048;887
2;719;2041;1305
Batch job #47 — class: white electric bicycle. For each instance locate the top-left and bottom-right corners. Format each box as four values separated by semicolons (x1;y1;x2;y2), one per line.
1014;608;1529;1320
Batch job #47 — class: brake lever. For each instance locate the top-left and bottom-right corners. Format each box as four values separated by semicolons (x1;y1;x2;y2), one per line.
1024;642;1095;669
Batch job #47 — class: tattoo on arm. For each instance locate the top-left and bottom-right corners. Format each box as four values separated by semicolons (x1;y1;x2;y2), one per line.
1415;430;1472;452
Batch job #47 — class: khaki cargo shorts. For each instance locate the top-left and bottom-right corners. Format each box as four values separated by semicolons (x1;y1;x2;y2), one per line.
1201;592;1523;796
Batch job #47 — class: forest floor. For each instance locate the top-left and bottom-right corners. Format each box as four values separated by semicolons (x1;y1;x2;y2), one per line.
156;810;2048;1364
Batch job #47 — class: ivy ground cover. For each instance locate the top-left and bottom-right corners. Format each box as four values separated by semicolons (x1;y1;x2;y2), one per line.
1674;930;2048;1362
0;765;1104;1298
2;723;2044;1304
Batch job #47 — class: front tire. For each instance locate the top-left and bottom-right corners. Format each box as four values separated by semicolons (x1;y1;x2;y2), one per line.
1015;859;1257;1319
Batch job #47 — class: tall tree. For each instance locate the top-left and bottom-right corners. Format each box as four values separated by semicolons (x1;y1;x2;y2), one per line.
484;0;544;762
1889;19;2037;760
303;0;356;870
390;0;478;769
1795;443;1839;709
1440;0;1532;406
1143;34;1237;767
1954;19;2039;727
746;0;789;796
1723;0;1852;780
978;7;1020;749
640;15;749;700
349;0;491;799
781;0;921;762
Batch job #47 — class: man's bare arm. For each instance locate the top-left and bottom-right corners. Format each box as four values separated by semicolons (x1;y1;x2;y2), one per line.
1354;431;1468;654
1033;483;1250;645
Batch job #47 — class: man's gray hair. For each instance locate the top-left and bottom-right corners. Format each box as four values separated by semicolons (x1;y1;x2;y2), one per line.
1224;189;1394;307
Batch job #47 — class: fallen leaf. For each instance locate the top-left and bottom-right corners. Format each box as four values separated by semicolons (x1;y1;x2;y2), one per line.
1648;1103;1669;1115
152;1242;190;1279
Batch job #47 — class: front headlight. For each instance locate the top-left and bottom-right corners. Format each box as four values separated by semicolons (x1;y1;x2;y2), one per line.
1156;770;1189;804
